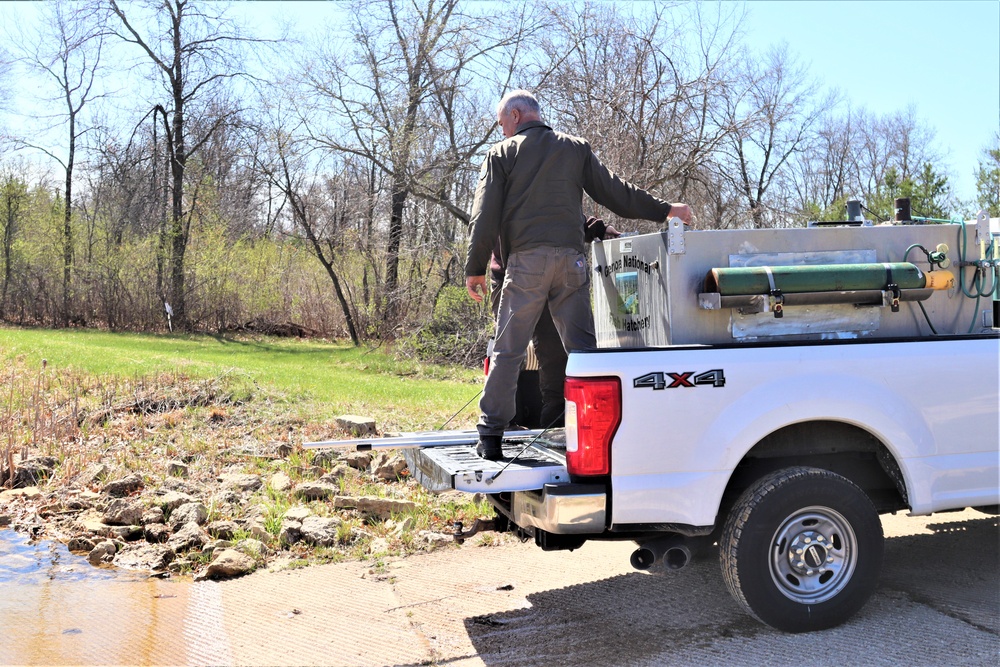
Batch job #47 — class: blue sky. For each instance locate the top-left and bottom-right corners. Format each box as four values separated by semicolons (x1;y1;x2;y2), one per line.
2;0;998;205
198;0;1000;204
738;0;999;204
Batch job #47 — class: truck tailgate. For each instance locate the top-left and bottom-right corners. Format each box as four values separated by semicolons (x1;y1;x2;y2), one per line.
305;429;569;494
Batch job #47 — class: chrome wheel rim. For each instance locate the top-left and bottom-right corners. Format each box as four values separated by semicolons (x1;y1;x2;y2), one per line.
769;506;857;604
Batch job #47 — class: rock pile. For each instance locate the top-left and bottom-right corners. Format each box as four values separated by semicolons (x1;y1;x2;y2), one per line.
0;421;460;581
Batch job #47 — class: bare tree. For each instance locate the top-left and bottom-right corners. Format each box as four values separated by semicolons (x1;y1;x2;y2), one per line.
715;44;835;227
850;106;940;209
295;0;541;330
108;0;260;329
260;128;362;345
787;104;945;223
13;0;107;326
537;1;745;230
786;106;858;219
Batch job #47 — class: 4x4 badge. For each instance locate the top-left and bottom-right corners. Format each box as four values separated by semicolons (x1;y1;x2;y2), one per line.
633;369;726;389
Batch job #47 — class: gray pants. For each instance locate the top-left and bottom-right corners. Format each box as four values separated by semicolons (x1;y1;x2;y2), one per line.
478;247;596;437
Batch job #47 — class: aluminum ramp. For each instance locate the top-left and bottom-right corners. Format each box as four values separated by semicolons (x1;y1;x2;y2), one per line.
304;428;568;494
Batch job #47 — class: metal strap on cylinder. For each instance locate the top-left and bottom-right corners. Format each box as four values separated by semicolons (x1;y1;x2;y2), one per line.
765;266;784;318
884;263;900;312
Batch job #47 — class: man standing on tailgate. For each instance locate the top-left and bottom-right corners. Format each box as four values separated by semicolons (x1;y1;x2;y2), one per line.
465;90;692;460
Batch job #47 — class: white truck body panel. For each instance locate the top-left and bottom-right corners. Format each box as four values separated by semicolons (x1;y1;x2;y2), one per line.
567;335;1000;526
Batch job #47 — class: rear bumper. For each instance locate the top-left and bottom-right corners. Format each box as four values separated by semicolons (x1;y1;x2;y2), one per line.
511;483;606;534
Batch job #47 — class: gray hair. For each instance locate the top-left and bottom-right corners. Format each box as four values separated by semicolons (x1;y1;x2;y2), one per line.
497;90;541;118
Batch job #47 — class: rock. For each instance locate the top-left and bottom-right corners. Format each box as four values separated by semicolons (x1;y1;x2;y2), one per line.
167;522;208;552
218;490;245;507
144;523;170;543
341;451;373;471
88;541;117;566
67;536;96;553
246;521;271;541
206;520;238;540
367;537;390;555
156;491;196;513
203;539;232;557
370;453;408;481
169;502;208;530
418;531;454;548
114;544;174;571
103;498;145;526
159;477;204;497
0;486;42;501
279;521;301;545
166;461;189;477
168;558;193;574
319;464;353;484
108;525;142;541
76;513;114;537
11;457;59;488
298;516;342;547
389;517;415;537
305;465;327;478
336;415;376;436
235;538;270;558
268;471;292;492
64;496;94;511
194;549;254;581
311;451;339;468
0;515;11;527
141;507;165;525
283;506;313;522
79;463;108;486
294;482;338;501
103;473;143;497
218;473;262;493
333;496;416;519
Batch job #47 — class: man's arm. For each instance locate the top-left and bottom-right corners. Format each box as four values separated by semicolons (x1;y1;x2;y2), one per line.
582;147;692;224
465;151;507;279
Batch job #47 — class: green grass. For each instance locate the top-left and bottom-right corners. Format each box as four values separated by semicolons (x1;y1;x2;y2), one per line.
0;325;506;573
0;325;483;432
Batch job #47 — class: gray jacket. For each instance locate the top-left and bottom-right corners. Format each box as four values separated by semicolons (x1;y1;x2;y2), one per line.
465;120;671;276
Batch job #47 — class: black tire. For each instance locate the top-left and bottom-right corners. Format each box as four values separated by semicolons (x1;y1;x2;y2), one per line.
720;466;883;633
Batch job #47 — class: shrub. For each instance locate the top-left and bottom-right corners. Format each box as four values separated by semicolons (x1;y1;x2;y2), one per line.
399;285;491;366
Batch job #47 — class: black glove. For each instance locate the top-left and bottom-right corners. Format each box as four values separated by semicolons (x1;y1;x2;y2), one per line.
585;216;622;241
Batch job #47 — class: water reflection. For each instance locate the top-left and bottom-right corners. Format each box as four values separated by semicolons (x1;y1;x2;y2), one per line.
0;529;200;666
0;529;128;584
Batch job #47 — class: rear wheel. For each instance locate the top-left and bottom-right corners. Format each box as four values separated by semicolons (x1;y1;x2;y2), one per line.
720;467;883;633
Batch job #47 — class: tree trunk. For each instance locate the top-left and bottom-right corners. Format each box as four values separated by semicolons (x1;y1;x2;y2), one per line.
168;10;188;330
62;115;75;327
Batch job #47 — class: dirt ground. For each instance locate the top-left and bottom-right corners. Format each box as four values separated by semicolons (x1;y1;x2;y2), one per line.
2;508;997;666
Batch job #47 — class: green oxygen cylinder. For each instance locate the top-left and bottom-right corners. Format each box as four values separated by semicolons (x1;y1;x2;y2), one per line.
705;263;927;295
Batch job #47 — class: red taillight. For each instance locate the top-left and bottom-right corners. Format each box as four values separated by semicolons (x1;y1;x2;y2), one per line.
564;376;621;476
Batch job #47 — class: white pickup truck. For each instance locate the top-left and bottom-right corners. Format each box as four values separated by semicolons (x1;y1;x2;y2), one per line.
309;209;1000;633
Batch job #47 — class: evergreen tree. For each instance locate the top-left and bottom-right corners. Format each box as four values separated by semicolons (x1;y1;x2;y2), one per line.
974;136;1000;215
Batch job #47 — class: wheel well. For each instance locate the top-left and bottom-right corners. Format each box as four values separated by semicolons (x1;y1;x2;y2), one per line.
720;421;908;520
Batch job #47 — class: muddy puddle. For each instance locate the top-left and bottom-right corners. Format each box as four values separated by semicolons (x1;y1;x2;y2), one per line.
0;529;231;666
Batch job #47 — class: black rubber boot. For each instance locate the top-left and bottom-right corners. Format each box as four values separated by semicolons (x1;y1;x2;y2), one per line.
476;435;503;461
